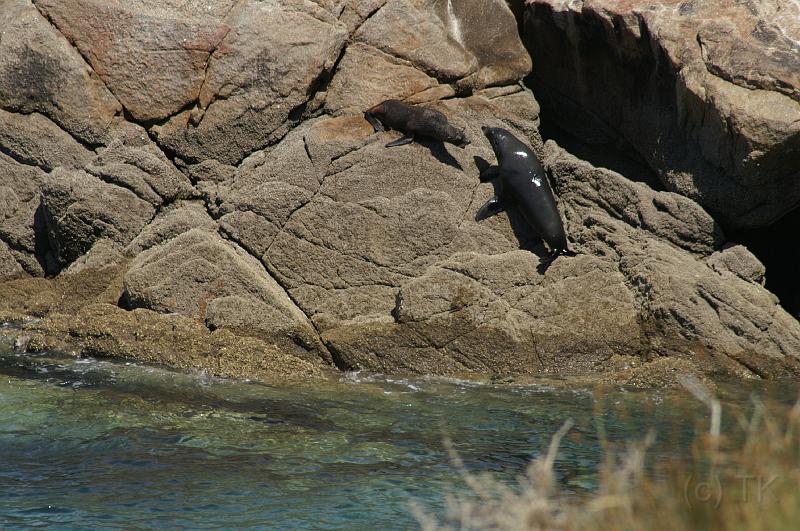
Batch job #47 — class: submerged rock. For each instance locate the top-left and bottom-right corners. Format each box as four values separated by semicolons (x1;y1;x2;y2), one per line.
23;303;325;382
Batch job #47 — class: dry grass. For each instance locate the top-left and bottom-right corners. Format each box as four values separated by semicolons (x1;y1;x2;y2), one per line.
416;377;800;531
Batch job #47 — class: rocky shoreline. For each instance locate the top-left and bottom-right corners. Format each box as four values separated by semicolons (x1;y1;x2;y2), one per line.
1;0;798;387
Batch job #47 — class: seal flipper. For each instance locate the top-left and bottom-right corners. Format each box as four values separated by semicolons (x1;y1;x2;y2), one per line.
537;247;577;273
364;112;385;132
547;247;577;261
475;196;506;221
386;134;414;147
479;166;500;183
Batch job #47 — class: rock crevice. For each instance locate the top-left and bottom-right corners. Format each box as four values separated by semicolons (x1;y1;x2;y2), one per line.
522;0;800;230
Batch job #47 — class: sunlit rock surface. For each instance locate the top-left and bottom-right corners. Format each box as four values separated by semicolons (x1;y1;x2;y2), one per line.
0;0;798;383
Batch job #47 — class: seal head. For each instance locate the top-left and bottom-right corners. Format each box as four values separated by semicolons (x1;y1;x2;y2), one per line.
482;126;515;164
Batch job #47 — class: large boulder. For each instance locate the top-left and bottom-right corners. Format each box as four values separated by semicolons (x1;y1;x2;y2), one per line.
431;0;533;89
32;0;236;123
547;143;800;378
0;0;120;145
328;0;531;114
353;0;479;81
523;0;800;230
0;153;49;275
353;0;531;88
31;0;531;166
141;0;347;165
40;169;155;268
216;84;800;379
325;42;445;116
123;229;330;364
324;251;644;375
33;0;351;164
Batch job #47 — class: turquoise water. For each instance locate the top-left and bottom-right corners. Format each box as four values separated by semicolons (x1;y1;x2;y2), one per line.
0;331;795;529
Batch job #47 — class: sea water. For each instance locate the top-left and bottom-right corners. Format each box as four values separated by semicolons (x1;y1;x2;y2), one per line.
0;333;795;529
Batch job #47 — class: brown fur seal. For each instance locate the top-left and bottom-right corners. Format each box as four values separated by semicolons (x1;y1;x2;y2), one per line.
364;100;470;148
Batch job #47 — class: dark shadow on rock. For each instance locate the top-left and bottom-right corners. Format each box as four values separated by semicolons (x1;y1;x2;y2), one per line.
729;207;800;320
536;259;553;275
117;290;134;311
475;179;552;268
417;138;462;170
33;200;59;276
535;250;574;275
506;207;553;270
534;85;664;191
473;155;492;174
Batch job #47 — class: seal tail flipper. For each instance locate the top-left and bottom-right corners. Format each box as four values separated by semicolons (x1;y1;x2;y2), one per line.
386;134;414;147
549;247;578;260
479;166;500;183
364;112;384;132
475;196;506;221
537;247;574;273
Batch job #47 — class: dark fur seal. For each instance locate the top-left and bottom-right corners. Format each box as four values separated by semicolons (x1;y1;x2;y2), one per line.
477;126;572;259
364;100;470;148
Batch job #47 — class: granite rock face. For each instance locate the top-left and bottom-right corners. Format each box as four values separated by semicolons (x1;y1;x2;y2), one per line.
0;0;798;384
40;169;155;268
547;143;800;378
523;0;800;230
22;303;325;382
0;240;25;281
0;0;121;145
34;0;352;164
0;152;49;276
123;229;330;364
0;108;93;172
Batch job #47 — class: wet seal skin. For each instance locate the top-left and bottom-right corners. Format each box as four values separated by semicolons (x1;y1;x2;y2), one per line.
364;99;470;148
477;126;574;263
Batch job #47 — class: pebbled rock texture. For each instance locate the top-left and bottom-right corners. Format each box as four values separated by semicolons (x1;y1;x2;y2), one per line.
0;0;121;145
22;303;325;382
0;0;798;385
123;228;330;364
0;240;25;281
523;0;800;230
